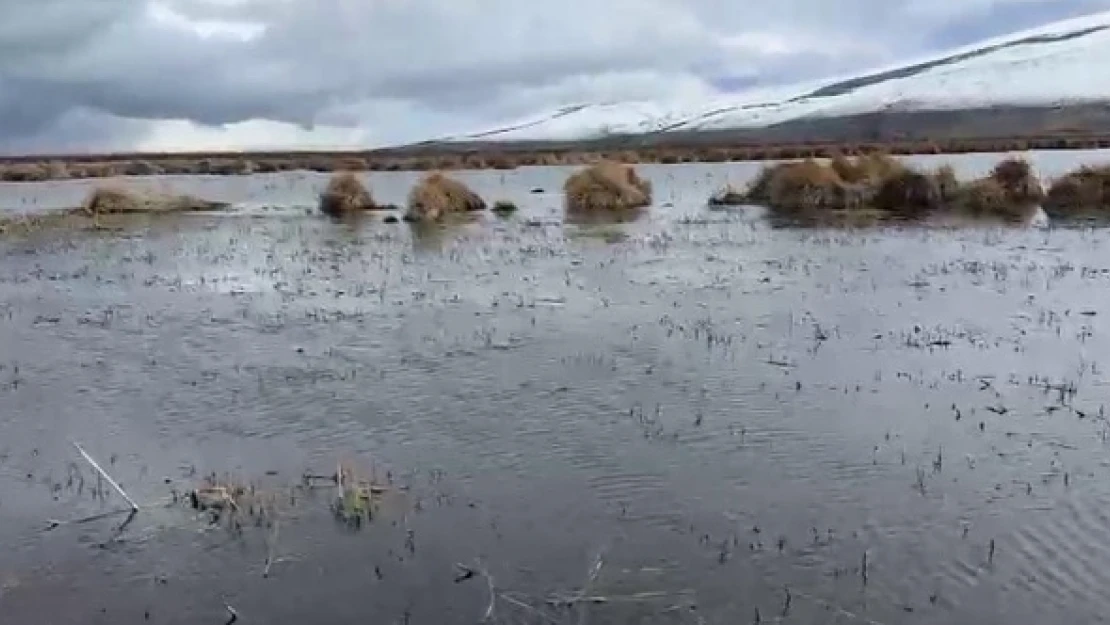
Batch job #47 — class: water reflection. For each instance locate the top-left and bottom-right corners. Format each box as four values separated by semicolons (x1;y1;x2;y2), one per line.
2;156;1110;623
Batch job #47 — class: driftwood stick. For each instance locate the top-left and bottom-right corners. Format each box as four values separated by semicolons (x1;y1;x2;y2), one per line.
72;442;139;511
45;507;132;531
263;520;280;578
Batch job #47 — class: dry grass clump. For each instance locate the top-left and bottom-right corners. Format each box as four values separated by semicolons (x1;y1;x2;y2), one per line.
830;152;905;185
319;172;376;215
563;161;652;212
1043;165;1110;217
932;164;961;202
82;186;228;215
989;157;1044;204
953;157;1042;220
754;159;869;211
1;185;230;235
83;187;141;214
871;170;942;216
0;163;50;182
405;172;486;222
746;154;966;218
955;178;1018;218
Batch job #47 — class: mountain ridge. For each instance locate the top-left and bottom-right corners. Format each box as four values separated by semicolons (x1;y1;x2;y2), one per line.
424;10;1110;147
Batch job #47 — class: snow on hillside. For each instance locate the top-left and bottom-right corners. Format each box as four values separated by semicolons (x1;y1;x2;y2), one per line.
440;11;1110;143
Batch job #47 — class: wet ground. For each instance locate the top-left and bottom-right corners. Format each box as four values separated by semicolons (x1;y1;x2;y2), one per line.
3;151;1110;624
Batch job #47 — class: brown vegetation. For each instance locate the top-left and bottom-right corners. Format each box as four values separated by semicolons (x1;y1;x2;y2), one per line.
871;170;943;216
952;158;1043;220
741;153;1054;222
405;172;486;222
563;161;652;212
82;186;228;215
1;133;1110;180
1044;165;1110;217
0;186;229;235
318;172;376;215
744;159;868;212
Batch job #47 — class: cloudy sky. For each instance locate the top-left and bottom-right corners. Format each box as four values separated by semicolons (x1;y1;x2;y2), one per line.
1;0;1108;154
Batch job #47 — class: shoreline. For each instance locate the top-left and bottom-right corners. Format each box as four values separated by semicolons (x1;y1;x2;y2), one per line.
3;133;1110;182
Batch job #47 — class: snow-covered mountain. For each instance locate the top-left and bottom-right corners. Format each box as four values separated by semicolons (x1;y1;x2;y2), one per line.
439;11;1110;143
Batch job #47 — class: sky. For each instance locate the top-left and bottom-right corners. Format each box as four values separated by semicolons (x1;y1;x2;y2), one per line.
1;0;1109;154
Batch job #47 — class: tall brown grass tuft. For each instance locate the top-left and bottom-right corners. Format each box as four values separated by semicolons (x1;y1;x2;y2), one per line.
955;178;1018;218
1044;165;1110;217
871;170;941;216
953;157;1042;219
932;164;960;202
762;159;867;211
563;161;652;212
989;157;1044;204
829;153;864;183
319;172;375;216
405;172;486;222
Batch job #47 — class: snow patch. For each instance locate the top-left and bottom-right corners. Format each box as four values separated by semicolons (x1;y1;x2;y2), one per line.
438;11;1110;143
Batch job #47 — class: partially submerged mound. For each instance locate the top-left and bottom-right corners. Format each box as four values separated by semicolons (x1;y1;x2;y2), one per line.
1;186;229;235
319;172;375;215
1043;165;1110;218
82;186;228;215
405;172;486;222
564;161;652;212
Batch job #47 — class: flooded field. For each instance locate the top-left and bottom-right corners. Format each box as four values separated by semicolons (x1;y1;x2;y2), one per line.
4;151;1110;624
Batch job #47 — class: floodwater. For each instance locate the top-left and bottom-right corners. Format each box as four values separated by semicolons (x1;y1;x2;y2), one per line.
3;151;1110;624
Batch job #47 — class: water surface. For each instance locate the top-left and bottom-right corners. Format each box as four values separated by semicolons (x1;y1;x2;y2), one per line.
2;154;1110;624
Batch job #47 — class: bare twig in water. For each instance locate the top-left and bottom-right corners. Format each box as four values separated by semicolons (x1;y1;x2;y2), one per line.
72;442;139;511
789;588;890;625
497;592;561;624
224;603;239;625
263;520;280;578
455;560;496;622
547;590;695;606
45;507;132;531
481;566;496;622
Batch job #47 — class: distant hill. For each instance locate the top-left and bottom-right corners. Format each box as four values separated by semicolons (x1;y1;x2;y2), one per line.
414;11;1110;149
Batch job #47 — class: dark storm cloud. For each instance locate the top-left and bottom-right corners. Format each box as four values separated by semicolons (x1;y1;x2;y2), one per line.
1;0;1109;151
